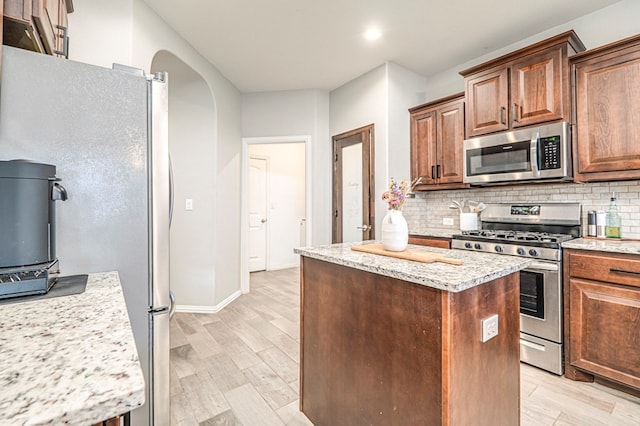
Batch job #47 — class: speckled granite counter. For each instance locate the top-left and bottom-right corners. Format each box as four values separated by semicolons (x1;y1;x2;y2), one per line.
563;238;640;255
0;271;145;425
409;227;456;238
295;242;531;292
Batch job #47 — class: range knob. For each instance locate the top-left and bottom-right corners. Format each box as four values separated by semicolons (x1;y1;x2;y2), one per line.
517;248;526;255
474;243;482;250
529;249;538;257
464;242;472;249
495;245;503;253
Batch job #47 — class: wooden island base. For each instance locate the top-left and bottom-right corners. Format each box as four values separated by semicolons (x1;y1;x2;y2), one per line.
300;257;521;426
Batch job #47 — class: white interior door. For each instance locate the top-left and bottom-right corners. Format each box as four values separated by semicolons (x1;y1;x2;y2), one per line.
249;157;268;272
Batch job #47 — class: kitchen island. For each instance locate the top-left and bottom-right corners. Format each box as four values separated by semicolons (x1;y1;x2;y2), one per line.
0;271;145;425
295;242;530;426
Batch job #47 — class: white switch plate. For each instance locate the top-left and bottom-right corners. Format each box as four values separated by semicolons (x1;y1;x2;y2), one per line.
185;199;193;211
443;217;454;226
481;314;499;343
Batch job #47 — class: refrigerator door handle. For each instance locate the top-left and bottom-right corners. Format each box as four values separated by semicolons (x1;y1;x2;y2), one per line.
169;290;176;318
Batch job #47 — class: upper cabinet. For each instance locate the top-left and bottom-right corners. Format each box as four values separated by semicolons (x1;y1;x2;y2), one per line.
460;31;585;138
410;93;468;191
571;34;640;182
3;0;74;58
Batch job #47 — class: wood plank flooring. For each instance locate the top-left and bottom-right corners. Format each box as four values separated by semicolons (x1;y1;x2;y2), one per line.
170;267;640;425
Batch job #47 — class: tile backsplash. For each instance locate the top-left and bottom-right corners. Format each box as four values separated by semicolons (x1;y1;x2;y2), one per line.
403;180;640;239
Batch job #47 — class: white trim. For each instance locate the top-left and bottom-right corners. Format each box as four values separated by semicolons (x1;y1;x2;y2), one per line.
241;135;312;294
268;262;300;271
175;290;242;314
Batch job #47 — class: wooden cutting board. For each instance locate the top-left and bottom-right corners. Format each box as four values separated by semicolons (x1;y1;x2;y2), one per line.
351;244;463;265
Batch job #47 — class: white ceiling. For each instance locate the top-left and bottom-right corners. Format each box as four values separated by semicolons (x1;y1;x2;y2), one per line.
142;0;621;93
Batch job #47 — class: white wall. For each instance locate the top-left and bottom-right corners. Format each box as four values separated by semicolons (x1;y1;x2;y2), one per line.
68;0;244;307
152;51;217;309
242;89;330;245
425;0;640;100
330;62;427;238
248;143;306;269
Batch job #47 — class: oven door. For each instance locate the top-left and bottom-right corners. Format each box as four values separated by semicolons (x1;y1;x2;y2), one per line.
519;261;561;343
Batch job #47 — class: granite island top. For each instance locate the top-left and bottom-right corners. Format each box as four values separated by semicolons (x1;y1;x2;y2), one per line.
0;271;145;425
295;242;531;292
562;238;640;255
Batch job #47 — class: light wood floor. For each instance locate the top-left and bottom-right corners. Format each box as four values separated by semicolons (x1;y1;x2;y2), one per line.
170;267;640;425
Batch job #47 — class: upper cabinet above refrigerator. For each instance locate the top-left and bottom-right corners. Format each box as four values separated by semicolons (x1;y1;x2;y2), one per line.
3;0;74;59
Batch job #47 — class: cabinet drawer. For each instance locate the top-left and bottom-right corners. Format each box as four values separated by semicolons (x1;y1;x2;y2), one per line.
568;251;640;288
408;236;451;249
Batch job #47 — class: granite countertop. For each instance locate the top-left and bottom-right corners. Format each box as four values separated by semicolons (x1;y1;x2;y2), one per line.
0;271;145;425
408;228;457;239
295;242;531;292
562;238;640;255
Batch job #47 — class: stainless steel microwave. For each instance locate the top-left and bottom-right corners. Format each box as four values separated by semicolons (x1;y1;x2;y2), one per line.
463;122;572;185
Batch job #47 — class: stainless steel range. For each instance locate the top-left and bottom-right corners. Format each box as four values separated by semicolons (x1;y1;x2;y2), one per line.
452;203;582;375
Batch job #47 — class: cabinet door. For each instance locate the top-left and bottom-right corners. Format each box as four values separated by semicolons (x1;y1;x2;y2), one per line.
465;67;508;137
410;109;437;186
32;0;60;55
568;277;640;390
437;99;465;184
511;47;563;128
574;48;640;181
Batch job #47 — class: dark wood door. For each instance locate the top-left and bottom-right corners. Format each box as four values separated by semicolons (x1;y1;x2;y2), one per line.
465;67;508;137
573;38;640;181
511;46;563;128
437;98;465;184
332;124;375;243
410;108;437;186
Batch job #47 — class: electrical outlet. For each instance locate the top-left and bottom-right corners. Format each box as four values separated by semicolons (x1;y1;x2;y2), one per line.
185;199;193;211
443;217;454;226
481;314;499;342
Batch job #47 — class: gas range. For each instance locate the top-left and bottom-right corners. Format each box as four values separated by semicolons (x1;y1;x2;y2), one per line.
451;203;582;261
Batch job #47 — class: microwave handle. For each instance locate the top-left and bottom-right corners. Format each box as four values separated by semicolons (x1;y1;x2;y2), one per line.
530;132;540;177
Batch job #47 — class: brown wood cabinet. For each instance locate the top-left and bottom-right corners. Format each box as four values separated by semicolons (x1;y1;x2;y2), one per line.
564;249;640;392
408;234;451;249
3;0;73;58
461;31;584;137
409;93;468;190
571;33;640;182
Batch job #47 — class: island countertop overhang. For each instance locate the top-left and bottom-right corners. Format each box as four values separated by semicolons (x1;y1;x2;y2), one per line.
295;242;531;292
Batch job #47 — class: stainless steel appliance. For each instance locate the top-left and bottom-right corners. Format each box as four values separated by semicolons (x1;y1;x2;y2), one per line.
0;160;67;298
463;121;572;185
451;203;582;375
0;46;173;425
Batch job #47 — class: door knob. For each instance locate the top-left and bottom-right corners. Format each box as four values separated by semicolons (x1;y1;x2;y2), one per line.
356;224;371;231
261;218;267;223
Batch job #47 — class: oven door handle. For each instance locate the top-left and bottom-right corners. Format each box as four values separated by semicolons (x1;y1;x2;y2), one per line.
530;132;540;177
527;262;559;272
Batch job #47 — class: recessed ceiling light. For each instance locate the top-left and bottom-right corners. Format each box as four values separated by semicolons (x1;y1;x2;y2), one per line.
364;28;382;41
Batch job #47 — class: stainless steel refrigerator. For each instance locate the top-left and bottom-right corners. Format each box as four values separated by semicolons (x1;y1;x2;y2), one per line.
0;46;173;426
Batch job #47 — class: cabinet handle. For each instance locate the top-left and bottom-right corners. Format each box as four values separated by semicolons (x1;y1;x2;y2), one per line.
54;25;69;59
500;107;506;125
431;165;435;180
436;164;441;179
512;103;519;122
610;268;640;276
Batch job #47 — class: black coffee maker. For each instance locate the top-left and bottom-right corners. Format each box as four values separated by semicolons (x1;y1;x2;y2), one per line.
0;160;67;298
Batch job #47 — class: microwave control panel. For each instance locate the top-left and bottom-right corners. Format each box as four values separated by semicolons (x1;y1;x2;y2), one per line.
539;135;561;170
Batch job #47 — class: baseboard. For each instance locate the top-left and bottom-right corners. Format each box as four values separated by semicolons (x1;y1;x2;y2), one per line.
175;290;242;314
268;262;299;271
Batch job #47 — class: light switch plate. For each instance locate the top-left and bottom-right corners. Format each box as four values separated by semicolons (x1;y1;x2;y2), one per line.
481;314;499;343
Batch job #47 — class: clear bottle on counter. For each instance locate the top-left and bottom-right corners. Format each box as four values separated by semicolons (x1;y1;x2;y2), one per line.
605;193;621;238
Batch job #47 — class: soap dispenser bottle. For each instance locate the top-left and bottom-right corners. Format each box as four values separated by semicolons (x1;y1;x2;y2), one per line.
605;193;621;238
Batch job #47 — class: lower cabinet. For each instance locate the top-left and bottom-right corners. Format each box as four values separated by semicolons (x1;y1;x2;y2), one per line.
564;249;640;391
408;235;451;249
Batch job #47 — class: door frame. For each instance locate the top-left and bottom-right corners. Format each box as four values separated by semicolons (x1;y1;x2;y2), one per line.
240;135;312;294
332;124;375;243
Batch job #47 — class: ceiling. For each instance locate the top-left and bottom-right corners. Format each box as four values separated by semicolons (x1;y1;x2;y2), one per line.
142;0;621;93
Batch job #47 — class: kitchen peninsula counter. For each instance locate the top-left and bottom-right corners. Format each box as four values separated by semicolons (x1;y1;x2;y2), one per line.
0;271;145;425
295;242;530;426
